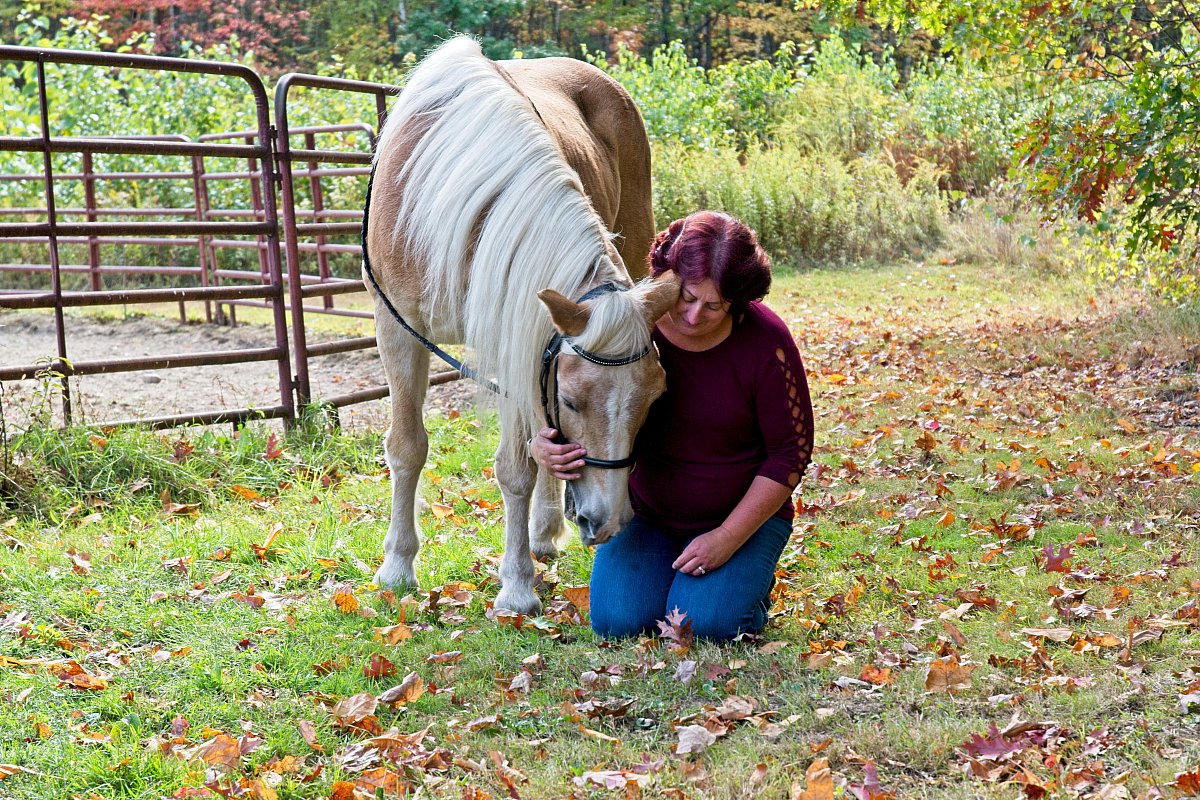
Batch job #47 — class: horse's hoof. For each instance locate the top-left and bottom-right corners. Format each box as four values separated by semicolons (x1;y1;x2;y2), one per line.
374;561;418;589
494;588;542;617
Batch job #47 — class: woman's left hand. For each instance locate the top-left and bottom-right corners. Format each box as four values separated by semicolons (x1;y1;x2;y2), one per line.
672;526;744;576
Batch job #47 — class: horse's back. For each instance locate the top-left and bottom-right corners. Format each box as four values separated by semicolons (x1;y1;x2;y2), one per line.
498;57;655;279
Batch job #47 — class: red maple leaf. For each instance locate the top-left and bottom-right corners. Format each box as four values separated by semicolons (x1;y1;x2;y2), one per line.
363;654;396;680
264;432;285;460
963;724;1028;760
1039;543;1073;573
846;761;895;800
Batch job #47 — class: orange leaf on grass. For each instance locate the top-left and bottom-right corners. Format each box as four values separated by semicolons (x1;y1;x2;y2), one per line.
1174;766;1200;795
229;485;262;502
860;665;894;685
47;661;108;691
332;586;360;615
372;623;413;645
193;733;241;770
561;585;590;614
791;757;833;800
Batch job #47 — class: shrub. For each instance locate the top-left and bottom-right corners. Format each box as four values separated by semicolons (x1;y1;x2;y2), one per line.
653;142;946;266
594;40;798;152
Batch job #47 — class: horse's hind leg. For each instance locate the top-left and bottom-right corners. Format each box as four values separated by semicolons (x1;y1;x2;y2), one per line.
530;469;573;559
374;311;431;589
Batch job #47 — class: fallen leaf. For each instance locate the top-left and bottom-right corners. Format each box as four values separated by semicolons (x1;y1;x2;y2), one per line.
330;693;378;727
578;723;621;743
791;757;833;800
363;654;396;680
924;655;975;694
1019;627;1075;643
194;733;241;771
378;672;424;706
562;585;590;614
296;720;323;753
676;725;717;755
372;623;413;645
332;586;360;615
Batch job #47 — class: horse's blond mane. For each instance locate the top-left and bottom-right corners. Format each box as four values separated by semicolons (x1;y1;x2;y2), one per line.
375;36;651;435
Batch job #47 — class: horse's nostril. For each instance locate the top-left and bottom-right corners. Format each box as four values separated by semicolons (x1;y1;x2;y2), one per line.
576;514;599;546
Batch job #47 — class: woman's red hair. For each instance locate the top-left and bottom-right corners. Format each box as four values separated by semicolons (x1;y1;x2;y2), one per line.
647;211;771;312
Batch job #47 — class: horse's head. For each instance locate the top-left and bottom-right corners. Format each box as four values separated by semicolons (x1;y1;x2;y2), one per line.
537;272;680;545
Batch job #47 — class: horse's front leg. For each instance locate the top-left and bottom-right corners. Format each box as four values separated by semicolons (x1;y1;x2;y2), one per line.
530;468;573;560
374;312;431;589
493;427;541;615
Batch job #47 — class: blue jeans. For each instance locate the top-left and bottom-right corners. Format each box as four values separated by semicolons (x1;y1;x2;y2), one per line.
589;514;792;641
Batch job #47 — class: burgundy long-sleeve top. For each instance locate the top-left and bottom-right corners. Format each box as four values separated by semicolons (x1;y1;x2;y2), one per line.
629;301;814;536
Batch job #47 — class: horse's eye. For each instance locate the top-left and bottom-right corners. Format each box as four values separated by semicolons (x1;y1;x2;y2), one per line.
562;398;579;412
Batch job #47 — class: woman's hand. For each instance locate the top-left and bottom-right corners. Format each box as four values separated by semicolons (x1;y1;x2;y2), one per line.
672;526;745;576
529;427;587;480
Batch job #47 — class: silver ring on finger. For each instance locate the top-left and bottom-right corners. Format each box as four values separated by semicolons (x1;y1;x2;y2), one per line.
696;566;706;576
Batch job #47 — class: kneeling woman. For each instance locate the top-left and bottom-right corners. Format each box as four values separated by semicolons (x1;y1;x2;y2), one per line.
532;211;814;640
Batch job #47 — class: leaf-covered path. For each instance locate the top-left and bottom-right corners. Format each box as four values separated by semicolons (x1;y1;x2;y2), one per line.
1;260;1198;799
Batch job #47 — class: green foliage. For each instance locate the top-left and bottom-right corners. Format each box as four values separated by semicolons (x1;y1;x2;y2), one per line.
818;0;1200;282
594;40;799;152
1063;202;1200;304
778;35;899;157
653;142;946;266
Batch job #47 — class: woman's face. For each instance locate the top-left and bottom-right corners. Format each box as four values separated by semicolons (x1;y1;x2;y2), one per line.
669;278;731;340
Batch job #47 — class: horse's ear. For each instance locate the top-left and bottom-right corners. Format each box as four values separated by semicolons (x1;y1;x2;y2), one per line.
538;289;591;336
641;271;681;324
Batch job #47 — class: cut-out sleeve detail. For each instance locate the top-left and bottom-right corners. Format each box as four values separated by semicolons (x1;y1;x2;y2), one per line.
754;326;814;490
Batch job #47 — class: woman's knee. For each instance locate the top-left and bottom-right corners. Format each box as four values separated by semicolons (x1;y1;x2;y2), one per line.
685;605;764;641
590;606;657;639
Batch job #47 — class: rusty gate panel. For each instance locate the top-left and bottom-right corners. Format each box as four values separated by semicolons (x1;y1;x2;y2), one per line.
0;45;294;429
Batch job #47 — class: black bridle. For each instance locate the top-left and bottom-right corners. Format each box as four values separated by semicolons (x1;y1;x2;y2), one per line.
539;283;650;470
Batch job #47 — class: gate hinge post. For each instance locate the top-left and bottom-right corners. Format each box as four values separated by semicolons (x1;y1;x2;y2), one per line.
267;125;283;184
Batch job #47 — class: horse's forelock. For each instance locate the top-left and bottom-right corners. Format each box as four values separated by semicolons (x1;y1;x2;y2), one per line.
571;281;656;358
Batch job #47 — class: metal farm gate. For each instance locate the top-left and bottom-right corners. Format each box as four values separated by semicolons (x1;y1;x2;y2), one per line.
0;45;444;430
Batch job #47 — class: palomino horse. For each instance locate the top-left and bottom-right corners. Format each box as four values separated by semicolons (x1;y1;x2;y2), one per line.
364;36;679;615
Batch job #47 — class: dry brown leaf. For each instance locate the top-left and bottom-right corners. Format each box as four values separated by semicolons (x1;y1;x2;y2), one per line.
676;725;717;755
715;696;756;721
562;585;591;614
791;757;834;800
194;733;241;770
297;719;323;753
924;655;975;694
330;693;379;725
378;672;424;706
1019;627;1074;642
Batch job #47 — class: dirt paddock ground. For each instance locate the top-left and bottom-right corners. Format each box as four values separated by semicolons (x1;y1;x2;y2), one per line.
0;309;475;433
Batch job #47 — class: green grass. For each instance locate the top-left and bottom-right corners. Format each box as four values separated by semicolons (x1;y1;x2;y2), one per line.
2;259;1200;799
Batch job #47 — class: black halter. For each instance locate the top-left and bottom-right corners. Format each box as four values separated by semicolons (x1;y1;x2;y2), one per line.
539;283;650;470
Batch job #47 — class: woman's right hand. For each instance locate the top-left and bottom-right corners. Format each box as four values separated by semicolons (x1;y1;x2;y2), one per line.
529;427;587;480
